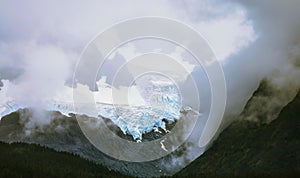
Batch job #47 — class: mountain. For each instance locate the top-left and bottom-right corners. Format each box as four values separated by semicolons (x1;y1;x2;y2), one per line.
175;90;300;177
1;84;299;177
0;110;166;177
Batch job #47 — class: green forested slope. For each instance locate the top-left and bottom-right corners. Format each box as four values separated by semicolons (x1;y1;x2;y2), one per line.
0;142;129;178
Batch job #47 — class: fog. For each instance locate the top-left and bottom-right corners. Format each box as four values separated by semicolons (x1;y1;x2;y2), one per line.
222;0;300;126
0;0;253;117
0;0;299;157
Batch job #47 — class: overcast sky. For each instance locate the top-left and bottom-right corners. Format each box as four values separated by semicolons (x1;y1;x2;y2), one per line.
1;0;300;125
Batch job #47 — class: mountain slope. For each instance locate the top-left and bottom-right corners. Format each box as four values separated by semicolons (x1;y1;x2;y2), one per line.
1;87;299;177
175;91;300;177
0;142;129;178
0;109;181;177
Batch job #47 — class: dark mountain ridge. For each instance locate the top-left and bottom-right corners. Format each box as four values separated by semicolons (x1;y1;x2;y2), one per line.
175;90;300;177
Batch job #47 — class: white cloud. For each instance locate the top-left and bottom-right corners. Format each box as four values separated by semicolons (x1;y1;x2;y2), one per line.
0;0;255;116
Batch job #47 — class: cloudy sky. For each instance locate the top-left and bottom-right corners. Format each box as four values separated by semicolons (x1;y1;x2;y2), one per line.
0;0;300;126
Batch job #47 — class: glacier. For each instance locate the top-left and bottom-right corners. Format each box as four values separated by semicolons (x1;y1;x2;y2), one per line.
0;73;191;141
0;86;183;141
0;101;25;119
0;99;181;141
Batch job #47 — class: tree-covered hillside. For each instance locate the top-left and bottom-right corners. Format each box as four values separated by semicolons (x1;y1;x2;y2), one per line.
0;142;129;178
175;91;300;177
